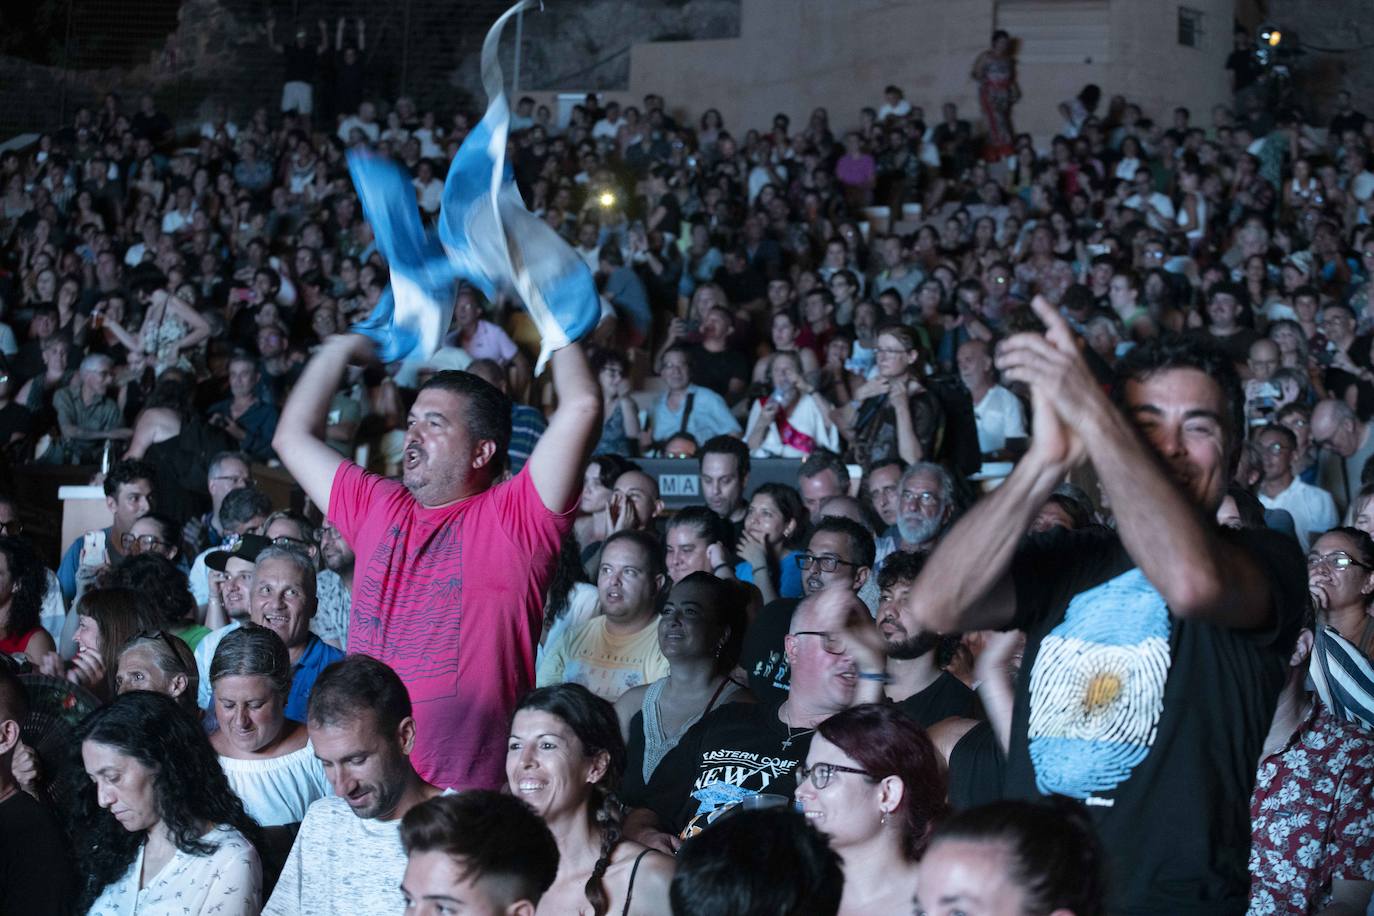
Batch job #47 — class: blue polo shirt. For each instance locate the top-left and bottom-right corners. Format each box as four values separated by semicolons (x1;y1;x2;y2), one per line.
285;634;344;723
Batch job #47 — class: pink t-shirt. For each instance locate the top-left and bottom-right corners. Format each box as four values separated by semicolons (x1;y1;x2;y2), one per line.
329;462;572;790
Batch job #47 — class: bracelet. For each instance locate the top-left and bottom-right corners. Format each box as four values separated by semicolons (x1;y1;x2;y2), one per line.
856;671;892;684
713;563;733;573
750;565;767;573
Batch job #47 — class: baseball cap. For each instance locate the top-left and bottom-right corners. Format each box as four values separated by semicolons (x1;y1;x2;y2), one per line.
206;533;272;572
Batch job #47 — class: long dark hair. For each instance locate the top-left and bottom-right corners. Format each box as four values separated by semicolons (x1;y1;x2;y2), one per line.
0;535;46;640
515;684;625;916
68;691;262;911
77;587;162;697
669;572;748;677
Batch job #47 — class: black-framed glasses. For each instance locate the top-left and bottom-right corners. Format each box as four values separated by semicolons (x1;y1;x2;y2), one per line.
0;519;22;536
1306;551;1373;572
795;761;874;790
271;535;312;550
793;631;845;654
795;554;858;573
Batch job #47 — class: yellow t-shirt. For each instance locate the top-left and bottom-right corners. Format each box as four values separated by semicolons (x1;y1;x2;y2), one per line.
536;615;669;701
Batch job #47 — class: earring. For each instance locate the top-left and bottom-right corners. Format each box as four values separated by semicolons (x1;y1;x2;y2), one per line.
880;810;889;826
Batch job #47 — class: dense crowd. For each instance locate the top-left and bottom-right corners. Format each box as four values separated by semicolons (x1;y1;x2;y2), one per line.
0;17;1372;916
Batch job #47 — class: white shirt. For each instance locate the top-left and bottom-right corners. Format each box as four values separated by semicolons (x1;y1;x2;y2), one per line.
88;825;260;916
264;792;454;916
1123;192;1176;233
591;117;621;140
38;567;67;651
745;393;841;459
1258;477;1339;550
336;117;380;143
878;100;912;120
161;207;194;235
973;385;1027;455
220;741;332;827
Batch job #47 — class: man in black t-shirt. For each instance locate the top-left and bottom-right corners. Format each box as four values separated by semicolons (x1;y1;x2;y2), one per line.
876;551;976;727
740;518;875;705
688;305;751;405
267;16;329;117
634;585;885;839
0;666;77;914
904;299;1306;915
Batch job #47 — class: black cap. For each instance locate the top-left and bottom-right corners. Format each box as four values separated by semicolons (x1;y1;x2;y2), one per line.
206;533;272;572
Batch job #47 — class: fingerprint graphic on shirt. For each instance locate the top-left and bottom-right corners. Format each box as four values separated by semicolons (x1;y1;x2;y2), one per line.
1027;568;1172;799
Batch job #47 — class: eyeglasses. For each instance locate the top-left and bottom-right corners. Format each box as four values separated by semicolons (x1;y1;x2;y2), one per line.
1261;441;1291;453
795;553;859;573
792;631;845;654
0;519;21;536
271;535;312;550
1306;551;1373;572
901;490;942;507
211;474;252;486
795;761;874;790
121;533;170;551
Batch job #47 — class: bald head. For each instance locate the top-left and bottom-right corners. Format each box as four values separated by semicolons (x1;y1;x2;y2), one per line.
1311;398;1359;457
789;583;868;635
1248;338;1280;381
817;495;867;527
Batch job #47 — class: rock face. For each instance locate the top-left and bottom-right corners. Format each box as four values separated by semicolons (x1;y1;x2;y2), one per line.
0;0;741;139
1264;0;1374;120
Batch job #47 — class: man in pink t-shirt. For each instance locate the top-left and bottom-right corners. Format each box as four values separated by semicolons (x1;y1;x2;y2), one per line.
273;334;601;790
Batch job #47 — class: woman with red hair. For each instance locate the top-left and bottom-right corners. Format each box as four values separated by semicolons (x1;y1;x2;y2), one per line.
794;703;949;914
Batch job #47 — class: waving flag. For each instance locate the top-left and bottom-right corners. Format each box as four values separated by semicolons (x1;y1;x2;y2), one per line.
439;0;601;373
346;152;455;364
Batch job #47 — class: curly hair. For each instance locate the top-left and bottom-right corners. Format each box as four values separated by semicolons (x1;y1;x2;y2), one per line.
544;529;588;632
107;554;196;628
67;691;262;911
0;535;47;641
514;684;625;916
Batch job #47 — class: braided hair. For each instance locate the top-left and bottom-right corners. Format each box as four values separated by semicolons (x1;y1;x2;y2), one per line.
515;684;625;916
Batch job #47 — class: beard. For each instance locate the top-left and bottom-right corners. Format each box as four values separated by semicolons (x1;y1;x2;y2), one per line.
885;630;941;661
896;512;944;547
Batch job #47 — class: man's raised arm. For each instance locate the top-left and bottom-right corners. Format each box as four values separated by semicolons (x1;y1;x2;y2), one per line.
273;334;374;515
902;394;1075;635
526;343;602;513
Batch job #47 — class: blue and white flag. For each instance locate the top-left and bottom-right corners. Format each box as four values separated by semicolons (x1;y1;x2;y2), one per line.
439;0;601;373
346;152;455;364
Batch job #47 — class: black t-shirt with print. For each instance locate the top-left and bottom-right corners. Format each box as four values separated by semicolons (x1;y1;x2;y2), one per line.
893;670;978;728
739;598;798;705
1005;525;1306;915
643;696;810;835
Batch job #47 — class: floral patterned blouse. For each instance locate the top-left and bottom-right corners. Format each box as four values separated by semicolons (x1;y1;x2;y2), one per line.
1248;702;1374;915
87;825;261;916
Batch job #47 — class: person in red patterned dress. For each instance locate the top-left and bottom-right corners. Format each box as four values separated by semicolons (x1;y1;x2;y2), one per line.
1248;620;1374;915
